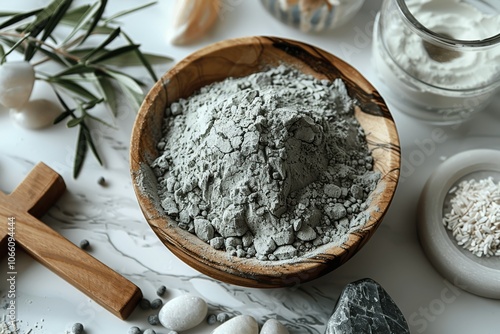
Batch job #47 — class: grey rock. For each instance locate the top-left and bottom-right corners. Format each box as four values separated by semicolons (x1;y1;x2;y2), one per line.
304;208;322;227
296;225;317;241
324;184;342;198
254;236;277;255
210;237;225;250
194;218;215;241
215;204;248;237
161;196;179;216
325;203;347;221
225;236;242;249
350;184;364;200
273;245;297;260
292;219;302;232
242;231;254;247
325;278;410;334
273;228;295;246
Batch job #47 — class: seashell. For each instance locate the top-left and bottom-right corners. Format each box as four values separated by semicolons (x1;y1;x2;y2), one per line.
170;0;220;45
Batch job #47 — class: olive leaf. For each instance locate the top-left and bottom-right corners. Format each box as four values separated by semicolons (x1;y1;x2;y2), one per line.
74;125;88;178
97;75;119;116
61;2;100;45
0;0;172;178
103;1;157;23
81;0;107;44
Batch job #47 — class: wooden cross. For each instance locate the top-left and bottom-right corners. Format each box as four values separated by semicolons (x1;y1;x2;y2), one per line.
0;162;142;319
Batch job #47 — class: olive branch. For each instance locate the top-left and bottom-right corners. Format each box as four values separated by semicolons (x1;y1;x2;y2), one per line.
0;0;172;178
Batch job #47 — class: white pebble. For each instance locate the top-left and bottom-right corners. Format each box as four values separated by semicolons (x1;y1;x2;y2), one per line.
260;319;290;334
0;61;35;108
212;315;258;334
10;99;61;129
159;294;207;331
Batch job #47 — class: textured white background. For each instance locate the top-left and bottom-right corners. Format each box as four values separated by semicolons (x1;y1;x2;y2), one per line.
1;0;499;333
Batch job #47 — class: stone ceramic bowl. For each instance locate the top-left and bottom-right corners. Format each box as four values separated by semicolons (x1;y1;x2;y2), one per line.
130;36;400;288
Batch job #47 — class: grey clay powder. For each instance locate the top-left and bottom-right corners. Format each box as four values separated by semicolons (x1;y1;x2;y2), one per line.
151;65;380;261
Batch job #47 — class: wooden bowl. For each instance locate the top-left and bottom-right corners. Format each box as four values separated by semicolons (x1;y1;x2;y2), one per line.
130;36;400;288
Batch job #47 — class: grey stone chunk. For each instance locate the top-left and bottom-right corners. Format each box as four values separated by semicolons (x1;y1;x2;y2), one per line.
194;218;215;242
296;225;317;241
170;102;183;115
225;236;242;249
304;208;322;227
254;236;277;255
214;205;248;237
324;184;342;198
242;232;254;247
325;203;347;221
273;245;298;260
210;237;225;250
325;278;410;334
161;196;179;216
350;184;364;200
273;228;295;246
292;219;302;232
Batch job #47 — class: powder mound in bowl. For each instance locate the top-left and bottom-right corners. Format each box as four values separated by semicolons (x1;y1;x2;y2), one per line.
150;65;380;261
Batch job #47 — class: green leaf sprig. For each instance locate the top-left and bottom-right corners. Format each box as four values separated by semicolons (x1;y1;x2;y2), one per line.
0;0;172;178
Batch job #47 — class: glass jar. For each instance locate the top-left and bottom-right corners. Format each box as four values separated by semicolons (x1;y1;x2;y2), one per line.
260;0;366;33
372;0;500;124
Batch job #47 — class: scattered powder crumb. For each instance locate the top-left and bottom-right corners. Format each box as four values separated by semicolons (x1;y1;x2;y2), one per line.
156;285;167;297
150;298;163;310
71;323;84;334
149;65;380;261
139;298;151;310
216;313;230;323
147;314;160;326
206;314;217;325
79;239;90;250
443;177;500;257
97;176;107;186
128;326;141;334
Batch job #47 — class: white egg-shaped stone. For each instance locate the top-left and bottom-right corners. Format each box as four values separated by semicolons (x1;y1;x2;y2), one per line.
10;99;61;129
0;61;35;109
159;294;207;331
260;319;290;334
212;315;259;334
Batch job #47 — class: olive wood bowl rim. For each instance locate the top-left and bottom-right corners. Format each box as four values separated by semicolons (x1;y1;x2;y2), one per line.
130;36;401;288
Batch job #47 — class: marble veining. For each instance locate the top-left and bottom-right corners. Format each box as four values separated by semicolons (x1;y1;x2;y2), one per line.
1;1;500;333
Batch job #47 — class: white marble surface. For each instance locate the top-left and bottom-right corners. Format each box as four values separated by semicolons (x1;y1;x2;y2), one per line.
1;0;500;333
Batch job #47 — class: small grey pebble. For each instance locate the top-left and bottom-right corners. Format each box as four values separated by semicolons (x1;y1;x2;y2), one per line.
216;313;230;323
148;314;160;326
206;314;217;325
79;239;90;250
72;323;84;334
150;298;163;310
143;330;156;334
139;298;151;310
156;285;167;297
167;331;178;334
98;176;106;186
128;326;141;334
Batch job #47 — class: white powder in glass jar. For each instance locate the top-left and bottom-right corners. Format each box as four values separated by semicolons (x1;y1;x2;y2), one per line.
385;0;500;90
372;0;500;122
